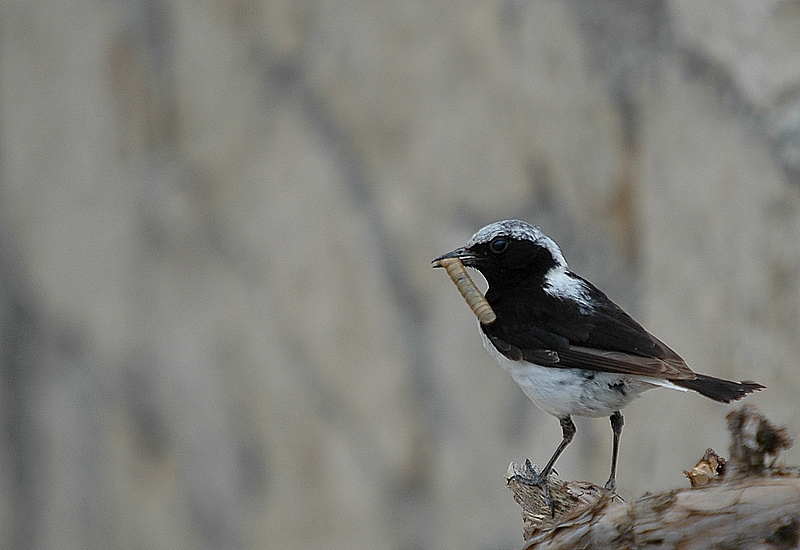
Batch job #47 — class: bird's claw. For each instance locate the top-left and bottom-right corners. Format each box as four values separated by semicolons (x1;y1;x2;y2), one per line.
514;459;556;517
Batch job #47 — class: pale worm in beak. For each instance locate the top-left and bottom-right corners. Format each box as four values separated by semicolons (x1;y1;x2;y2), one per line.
434;257;496;325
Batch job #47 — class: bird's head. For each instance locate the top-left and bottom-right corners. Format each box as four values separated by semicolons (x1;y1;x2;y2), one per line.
433;220;567;289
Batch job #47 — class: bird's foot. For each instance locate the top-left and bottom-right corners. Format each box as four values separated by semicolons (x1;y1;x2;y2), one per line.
514;459;556;517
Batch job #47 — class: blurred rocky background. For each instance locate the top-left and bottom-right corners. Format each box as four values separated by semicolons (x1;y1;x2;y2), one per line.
1;0;799;549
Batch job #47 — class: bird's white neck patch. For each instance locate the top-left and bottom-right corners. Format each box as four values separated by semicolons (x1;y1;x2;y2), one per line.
542;266;592;312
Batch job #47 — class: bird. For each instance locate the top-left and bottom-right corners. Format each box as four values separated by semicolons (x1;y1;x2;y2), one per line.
433;219;763;511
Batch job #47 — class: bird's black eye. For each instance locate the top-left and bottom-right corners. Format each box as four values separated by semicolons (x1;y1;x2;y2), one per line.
489;237;509;254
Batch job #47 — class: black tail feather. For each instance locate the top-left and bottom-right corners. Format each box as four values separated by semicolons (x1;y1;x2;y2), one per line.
673;374;764;403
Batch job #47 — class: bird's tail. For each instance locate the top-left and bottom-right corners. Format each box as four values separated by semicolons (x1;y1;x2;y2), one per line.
673;374;764;403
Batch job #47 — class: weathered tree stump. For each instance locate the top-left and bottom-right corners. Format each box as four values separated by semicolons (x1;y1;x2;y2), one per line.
507;404;799;549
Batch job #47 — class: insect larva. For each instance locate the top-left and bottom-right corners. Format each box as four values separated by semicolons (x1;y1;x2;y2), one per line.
434;257;497;325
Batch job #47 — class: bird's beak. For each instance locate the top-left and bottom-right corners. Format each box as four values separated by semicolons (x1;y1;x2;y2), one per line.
432;247;480;268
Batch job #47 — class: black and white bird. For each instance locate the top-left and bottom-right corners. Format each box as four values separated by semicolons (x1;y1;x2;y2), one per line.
434;219;762;508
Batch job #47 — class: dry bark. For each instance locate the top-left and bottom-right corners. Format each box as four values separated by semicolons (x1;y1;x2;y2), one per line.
507;405;799;549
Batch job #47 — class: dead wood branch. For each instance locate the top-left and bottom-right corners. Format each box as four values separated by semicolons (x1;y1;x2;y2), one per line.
507;404;800;549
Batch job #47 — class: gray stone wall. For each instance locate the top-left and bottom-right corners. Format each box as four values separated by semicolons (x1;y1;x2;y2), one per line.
1;1;798;549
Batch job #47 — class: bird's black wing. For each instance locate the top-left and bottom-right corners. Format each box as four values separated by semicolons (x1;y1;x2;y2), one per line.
482;274;695;380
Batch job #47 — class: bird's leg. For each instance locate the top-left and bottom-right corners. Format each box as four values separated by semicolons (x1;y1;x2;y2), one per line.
516;416;576;517
605;411;624;492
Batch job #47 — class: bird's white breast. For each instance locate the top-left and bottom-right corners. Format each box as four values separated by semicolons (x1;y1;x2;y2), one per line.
480;330;659;418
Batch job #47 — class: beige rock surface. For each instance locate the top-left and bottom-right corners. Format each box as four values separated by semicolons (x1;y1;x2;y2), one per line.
0;1;798;549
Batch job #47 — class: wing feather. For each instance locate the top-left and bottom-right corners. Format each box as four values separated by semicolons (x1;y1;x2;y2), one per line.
481;273;697;381
549;346;695;380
